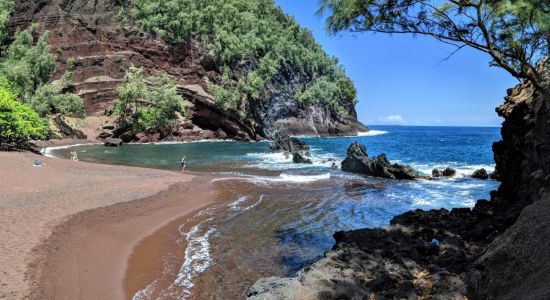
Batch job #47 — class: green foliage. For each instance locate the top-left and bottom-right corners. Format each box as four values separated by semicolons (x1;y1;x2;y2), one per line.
319;0;550;90
0;0;13;46
0;86;48;145
208;68;243;111
114;66;184;131
0;75;20;96
130;0;356;115
0;29;85;118
0;29;57;99
146;73;185;127
27;71;85;118
297;76;354;117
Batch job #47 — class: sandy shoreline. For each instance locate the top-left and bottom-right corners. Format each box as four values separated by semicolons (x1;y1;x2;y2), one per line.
0;150;217;299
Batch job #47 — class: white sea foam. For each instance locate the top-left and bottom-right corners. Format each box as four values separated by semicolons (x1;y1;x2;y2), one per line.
357;130;389;136
212;173;331;186
173;221;216;298
241;195;265;211
245;149;341;171
228;196;249;210
277;173;331;182
248;173;331;185
301;130;389;139
132;279;159;300
412;163;496;178
42;143;102;158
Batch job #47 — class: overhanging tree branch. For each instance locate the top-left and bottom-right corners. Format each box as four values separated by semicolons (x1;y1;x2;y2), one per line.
320;0;549;91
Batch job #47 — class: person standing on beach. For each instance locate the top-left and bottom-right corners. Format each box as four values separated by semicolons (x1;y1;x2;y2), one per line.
181;155;187;172
71;151;78;162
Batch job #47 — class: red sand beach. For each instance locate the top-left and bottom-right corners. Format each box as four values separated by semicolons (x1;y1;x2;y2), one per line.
0;151;216;299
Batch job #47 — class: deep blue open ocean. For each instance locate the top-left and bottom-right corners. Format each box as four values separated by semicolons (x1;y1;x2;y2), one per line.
48;125;501;299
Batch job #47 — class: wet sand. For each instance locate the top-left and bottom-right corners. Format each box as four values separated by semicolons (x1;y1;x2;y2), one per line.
0;151;216;299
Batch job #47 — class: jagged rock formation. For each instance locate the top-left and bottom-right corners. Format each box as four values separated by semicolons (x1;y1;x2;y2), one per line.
432;167;457;178
467;64;550;299
269;136;310;154
8;0;366;142
248;201;502;300
248;65;550;299
292;152;312;164
341;142;419;179
49;115;87;139
472;168;489;180
269;135;313;164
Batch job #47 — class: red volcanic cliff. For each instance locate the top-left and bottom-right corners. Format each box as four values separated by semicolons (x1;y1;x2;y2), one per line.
8;0;366;142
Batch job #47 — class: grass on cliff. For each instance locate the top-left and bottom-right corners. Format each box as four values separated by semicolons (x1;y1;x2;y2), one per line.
130;0;356;116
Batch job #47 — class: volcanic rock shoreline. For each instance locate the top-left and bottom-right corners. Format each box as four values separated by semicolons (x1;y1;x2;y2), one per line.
248;66;550;299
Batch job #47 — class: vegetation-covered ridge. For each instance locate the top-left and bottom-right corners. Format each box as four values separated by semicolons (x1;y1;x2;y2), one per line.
0;0;85;149
130;0;357;116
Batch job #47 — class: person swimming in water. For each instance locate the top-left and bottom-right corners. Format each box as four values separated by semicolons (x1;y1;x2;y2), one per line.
180;156;187;172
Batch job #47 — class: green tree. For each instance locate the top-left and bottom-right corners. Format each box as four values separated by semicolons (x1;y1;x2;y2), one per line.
0;86;48;148
0;29;84;118
114;66;147;129
27;76;85;118
146;73;184;127
1;29;57;98
114;66;184;131
0;0;13;47
130;0;357;116
319;0;550;91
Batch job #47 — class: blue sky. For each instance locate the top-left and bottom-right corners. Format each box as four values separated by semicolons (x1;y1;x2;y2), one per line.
275;0;519;127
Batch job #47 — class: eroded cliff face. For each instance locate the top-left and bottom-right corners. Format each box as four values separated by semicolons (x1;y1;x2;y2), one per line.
8;0;366;141
467;63;550;299
491;72;550;213
248;65;550;299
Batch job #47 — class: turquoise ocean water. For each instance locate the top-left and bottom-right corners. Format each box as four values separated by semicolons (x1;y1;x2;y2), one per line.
48;125;501;299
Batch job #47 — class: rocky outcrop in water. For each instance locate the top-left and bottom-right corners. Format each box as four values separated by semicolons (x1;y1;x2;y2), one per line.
472;168;489;180
269;135;313;164
8;0;366;142
341;142;419;179
269;136;310;154
248;64;550;299
432;168;457;178
292;152;312;164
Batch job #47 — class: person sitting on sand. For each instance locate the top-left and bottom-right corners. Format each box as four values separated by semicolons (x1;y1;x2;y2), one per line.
181;156;187;172
33;160;42;167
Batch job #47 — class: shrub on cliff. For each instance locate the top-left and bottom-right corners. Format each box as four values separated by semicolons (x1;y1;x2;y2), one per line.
0;0;12;47
1;28;56;99
130;0;356;114
114;66;185;132
0;28;85;118
0;86;48;148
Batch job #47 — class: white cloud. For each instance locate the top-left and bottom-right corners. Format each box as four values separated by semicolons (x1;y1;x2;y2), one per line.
378;114;408;124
